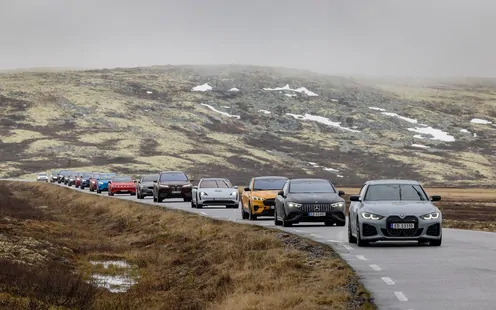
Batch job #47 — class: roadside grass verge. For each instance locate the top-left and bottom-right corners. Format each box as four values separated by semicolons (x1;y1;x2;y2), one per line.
0;181;375;309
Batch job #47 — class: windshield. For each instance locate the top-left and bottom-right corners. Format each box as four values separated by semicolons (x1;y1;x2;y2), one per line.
99;174;113;180
142;175;158;182
364;184;428;201
289;180;336;193
199;179;232;188
51;171;58;175
160;173;188;182
82;173;92;177
113;176;132;182
92;174;101;179
253;178;287;191
38;173;47;176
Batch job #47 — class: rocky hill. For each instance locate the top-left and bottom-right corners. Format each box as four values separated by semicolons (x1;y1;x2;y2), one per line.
1;64;495;187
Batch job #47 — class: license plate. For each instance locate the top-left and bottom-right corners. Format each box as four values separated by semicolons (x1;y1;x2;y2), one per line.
391;223;415;229
308;212;326;217
172;190;181;194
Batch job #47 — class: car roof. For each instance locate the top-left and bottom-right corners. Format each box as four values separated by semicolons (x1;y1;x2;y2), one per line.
160;171;186;174
365;179;420;185
253;176;288;180
289;178;329;182
200;177;229;181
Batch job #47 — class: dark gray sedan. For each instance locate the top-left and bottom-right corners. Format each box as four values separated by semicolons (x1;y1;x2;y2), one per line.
136;174;159;199
274;178;346;227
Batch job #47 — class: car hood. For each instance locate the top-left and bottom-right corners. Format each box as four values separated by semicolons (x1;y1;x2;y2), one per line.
286;193;343;203
251;190;282;199
112;182;135;186
363;201;437;216
159;181;192;186
141;181;155;187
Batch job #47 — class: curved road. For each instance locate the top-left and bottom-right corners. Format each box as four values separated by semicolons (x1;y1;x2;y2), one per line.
19;181;496;309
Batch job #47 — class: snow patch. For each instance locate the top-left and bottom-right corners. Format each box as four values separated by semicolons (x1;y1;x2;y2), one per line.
470;118;493;125
407;126;455;142
474;132;477;137
411;144;429;149
192;83;212;92
222;106;230;109
90;260;131;269
228;87;239;92
200;103;240;119
460;129;470;133
285;93;297;97
381;112;418;124
331;99;339;102
337;175;344;178
368;107;386;112
413;135;423;139
146;91;153;94
324;167;339;172
286;113;360;133
88;260;137;293
308;162;320;167
259;110;271;114
263;84;318;96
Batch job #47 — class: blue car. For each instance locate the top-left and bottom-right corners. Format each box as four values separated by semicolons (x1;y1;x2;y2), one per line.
96;173;116;193
79;172;94;190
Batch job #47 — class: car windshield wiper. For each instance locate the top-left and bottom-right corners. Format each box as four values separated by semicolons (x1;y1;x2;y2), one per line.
411;186;426;201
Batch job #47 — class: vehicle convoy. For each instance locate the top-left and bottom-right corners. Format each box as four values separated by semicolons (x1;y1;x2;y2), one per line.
152;171;193;202
74;172;86;188
36;172;49;182
50;170;59;182
348;179;443;247
95;173;116;193
79;172;93;190
66;172;81;186
241;176;289;220
274;178;346;227
136;174;159;199
108;175;136;196
58;170;71;183
88;173;101;192
191;177;239;209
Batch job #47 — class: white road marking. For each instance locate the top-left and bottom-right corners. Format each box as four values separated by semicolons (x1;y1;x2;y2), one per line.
394;292;408;301
342;244;353;250
356;255;368;260
381;277;395;285
309;234;322;238
327;239;343;243
200;212;207;215
369;264;382;271
293;229;302;232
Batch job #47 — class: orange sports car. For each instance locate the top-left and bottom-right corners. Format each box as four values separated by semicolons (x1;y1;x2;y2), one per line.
240;176;288;220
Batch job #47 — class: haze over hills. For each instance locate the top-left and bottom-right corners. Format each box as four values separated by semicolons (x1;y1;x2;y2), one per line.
0;64;495;186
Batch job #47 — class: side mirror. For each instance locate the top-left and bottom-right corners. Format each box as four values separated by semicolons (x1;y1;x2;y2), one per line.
349;195;361;202
193;186;198;189
277;190;284;196
338;190;345;196
234;185;238;189
189;179;194;182
430;195;441;201
244;187;251;192
133;180;137;183
108;181;111;184
153;180;157;183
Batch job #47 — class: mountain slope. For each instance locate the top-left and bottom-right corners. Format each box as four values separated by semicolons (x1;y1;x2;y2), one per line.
1;65;495;186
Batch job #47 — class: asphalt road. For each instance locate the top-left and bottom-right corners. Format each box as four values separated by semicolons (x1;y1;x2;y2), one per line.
14;180;496;310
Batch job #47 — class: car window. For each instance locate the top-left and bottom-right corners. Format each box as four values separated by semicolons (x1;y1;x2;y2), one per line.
38;173;47;176
253;178;287;191
289;181;336;193
199;180;232;188
92;174;101;179
160;173;188;182
113;176;132;182
142;175;158;182
364;184;428;201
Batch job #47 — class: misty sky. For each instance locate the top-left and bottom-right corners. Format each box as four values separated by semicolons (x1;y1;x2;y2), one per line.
1;0;495;77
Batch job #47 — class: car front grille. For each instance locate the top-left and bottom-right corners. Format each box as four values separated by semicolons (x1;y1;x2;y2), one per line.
169;185;182;191
301;203;335;213
384;215;420;237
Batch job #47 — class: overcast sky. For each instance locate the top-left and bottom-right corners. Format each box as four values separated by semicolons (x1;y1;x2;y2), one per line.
1;0;495;77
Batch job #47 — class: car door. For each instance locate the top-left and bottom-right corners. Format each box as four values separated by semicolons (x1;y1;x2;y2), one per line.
275;181;289;216
242;178;254;210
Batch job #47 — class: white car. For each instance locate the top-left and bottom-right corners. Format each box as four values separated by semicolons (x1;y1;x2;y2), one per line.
191;177;239;209
36;172;49;182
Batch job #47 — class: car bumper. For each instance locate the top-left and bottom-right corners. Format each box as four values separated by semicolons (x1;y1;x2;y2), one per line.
110;187;136;194
97;184;108;191
37;178;48;181
81;180;90;186
199;198;239;206
158;188;192;198
359;216;442;241
140;187;154;196
252;200;275;216
284;207;346;224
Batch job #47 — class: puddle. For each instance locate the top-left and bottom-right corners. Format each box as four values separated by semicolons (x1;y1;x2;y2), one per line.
87;260;138;293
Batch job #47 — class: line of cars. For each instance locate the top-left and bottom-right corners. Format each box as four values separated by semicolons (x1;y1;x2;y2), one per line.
40;170;443;246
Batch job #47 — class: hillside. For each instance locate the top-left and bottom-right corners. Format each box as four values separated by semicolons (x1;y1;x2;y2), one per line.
0;64;495;186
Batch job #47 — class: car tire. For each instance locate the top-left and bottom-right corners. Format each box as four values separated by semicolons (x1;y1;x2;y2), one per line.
355;218;368;247
348;217;357;243
274;208;282;226
153;195;157;202
336;221;345;227
191;200;196;208
129;192;134;196
430;237;442;246
241;202;249;219
196;203;203;209
97;188;101;194
248;203;257;221
183;197;192;202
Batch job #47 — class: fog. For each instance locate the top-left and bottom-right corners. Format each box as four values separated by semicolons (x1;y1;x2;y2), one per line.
1;0;495;77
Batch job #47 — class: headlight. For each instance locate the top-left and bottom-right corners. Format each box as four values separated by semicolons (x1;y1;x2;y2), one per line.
230;191;237;196
286;202;302;208
420;212;440;220
252;196;264;201
159;184;169;188
331;202;345;208
183;184;192;187
200;192;208;196
360;212;384;220
98;182;103;185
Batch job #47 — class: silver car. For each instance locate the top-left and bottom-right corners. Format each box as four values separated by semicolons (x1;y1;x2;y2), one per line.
191;177;239;209
348;179;442;247
36;172;49;182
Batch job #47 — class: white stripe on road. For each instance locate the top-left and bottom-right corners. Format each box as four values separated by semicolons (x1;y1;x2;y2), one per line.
381;277;395;285
369;264;382;271
293;229;302;232
327;239;343;243
356;255;367;260
309;234;322;238
394;292;408;301
201;212;207;215
342;244;353;250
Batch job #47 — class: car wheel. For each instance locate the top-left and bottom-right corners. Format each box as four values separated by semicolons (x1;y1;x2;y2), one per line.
348;217;357;243
355;218;368;247
241;202;249;219
97;189;101;194
153;195;157;202
274;208;282;226
429;236;442;246
191;200;196;208
196;202;203;208
336;221;345;227
248;203;257;221
129;192;134;196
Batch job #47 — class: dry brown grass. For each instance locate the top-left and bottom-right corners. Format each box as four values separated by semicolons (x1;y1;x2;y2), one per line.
339;187;496;232
0;181;374;310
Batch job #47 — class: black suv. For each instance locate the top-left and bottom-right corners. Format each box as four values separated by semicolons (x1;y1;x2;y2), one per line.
152;171;193;202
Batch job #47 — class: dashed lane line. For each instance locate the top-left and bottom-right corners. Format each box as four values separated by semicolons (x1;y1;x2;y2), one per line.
309;234;322;238
369;264;382;271
342;244;353;250
327;239;343;243
356;255;368;260
381;277;395;285
394;292;408;301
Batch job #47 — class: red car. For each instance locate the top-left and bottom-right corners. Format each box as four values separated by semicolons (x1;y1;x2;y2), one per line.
89;173;101;192
74;172;85;188
108;175;136;196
